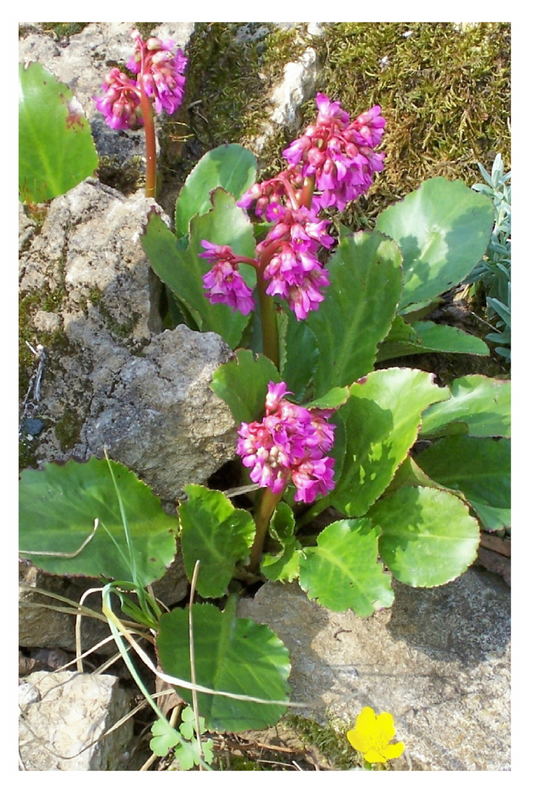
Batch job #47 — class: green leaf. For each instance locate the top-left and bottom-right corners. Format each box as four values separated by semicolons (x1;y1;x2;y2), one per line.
298;519;394;616
330;368;449;517
261;503;302;582
303;386;350;410
377;318;489;360
179;485;255;598
142;189;257;349
19;62;98;203
19;458;177;585
305;231;402;396
420;375;510;438
175;144;257;237
415;436;510;530
150;718;182;756
157;600;290;732
210;349;281;424
370;486;480;587
278;310;319;402
375;177;494;311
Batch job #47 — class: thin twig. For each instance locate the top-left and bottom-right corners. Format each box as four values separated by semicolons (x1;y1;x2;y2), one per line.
20;518;99;558
76;586;104;672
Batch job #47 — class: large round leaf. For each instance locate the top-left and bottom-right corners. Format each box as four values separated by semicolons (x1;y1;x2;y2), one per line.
175;144;257;237
420;375;510;438
19;458;177;585
299;519;394;616
375;178;494;311
330;368;449;517
157;602;290;732
179;484;255;598
415;435;510;530
19;62;98;203
370;486;480;587
305;231;403;396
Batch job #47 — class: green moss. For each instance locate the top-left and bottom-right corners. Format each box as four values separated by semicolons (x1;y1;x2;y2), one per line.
286;714;364;770
55;407;83;450
37;23;89;39
302;22;510;228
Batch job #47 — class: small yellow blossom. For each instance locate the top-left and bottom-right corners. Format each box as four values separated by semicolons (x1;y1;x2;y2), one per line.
347;706;405;764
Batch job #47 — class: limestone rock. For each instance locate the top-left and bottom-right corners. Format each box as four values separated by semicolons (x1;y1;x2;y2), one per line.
19;671;134;770
238;569;510;771
20;178;236;501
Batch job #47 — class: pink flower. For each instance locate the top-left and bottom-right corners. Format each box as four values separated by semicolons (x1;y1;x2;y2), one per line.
94;68;142;130
200;240;255;315
127;31;187;116
95;30;187;130
236;382;336;502
282;93;386;211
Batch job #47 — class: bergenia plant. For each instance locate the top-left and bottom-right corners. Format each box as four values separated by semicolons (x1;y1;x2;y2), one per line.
20;69;510;750
95;30;187;197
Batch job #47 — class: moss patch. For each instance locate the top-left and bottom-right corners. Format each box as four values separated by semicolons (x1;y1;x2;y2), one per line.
286;714;364;770
55;407;84;450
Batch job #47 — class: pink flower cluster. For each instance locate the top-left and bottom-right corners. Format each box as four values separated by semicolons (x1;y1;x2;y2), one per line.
258;204;334;320
236;382;336;503
95;30;187;130
200;241;255;315
282;93;386;211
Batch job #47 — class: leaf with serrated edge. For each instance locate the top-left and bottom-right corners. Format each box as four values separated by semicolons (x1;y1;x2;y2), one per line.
299;519;394;616
179;485;255;598
420;375;510;438
305;231;402;396
157;600;290;732
19;458;177;585
370;486;480;587
375;177;494;310
330;368;449;517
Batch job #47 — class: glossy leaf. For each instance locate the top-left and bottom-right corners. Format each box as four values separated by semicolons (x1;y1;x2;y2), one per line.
142;189;256;348
261;503;301;583
299;519;394;616
305;231;402;396
278;310;319;403
330;368;449;517
375;178;494;311
420;375;510;438
157;600;290;731
415;436;510;530
175;144;257;237
19;458;177;585
179;485;255;598
210;349;281;424
370;486;480;587
377;318;489;361
19;62;98;203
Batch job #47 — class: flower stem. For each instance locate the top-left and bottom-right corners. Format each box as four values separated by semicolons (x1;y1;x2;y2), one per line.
249;487;283;573
299;175;316;209
139;88;157;198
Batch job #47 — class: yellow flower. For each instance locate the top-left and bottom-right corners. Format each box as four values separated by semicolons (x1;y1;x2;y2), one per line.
346;706;405;764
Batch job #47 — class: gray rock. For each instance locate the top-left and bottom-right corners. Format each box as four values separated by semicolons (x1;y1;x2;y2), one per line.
252;43;319;160
19;562;115;654
19;23;195;184
20;178;237;501
238;569;510;771
19;671;134;770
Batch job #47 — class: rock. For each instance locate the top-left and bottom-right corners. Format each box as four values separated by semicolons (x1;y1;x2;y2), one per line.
238;568;510;771
252;44;319;160
19;23;195;186
19;671;134;770
19;562;114;654
20;178;236;502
